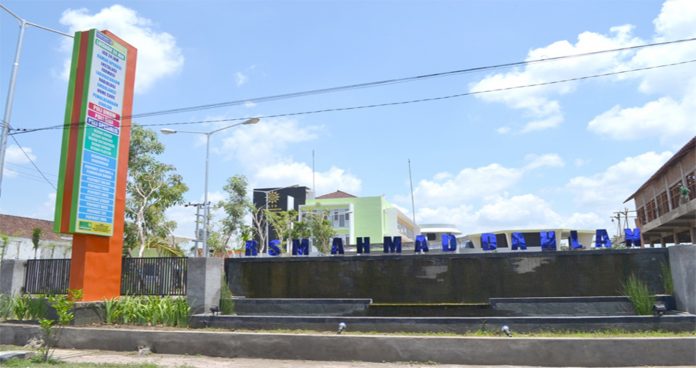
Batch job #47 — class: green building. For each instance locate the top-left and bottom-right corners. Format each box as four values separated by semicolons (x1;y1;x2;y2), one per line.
299;190;418;246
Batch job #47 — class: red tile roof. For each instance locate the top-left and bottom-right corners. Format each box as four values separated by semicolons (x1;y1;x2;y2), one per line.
0;214;71;241
316;190;357;199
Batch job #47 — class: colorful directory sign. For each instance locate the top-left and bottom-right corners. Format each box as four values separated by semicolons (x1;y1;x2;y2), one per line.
55;29;133;237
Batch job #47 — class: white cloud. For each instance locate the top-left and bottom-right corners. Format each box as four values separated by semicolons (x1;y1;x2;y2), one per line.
31;192;57;220
469;25;642;134
219;118;321;165
524;153;565;170
410;163;523;207
5;145;36;164
60;5;184;93
585;0;696;144
567;151;673;209
496;126;511;135
235;72;248;87
587;94;696;143
403;150;667;235
255;162;362;195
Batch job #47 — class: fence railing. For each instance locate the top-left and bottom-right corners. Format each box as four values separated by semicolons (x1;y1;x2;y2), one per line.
24;258;71;294
120;257;187;296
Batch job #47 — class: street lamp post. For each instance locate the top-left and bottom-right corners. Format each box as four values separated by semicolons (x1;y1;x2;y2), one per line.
253;184;299;253
161;117;259;257
0;4;73;198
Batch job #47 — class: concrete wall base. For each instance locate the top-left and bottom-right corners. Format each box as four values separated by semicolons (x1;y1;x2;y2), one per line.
669;245;696;314
1;323;694;367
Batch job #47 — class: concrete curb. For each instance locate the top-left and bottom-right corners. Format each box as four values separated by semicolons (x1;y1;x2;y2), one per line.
1;323;695;366
190;313;696;333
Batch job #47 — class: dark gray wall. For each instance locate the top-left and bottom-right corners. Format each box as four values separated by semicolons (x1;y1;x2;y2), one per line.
226;249;669;303
668;245;696;313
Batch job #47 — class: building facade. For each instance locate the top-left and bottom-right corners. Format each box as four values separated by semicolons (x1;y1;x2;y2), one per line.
0;214;72;260
625;136;696;246
299;190;418;245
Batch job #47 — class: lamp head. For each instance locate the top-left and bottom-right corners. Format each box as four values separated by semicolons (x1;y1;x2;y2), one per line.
243;117;260;125
160;128;177;135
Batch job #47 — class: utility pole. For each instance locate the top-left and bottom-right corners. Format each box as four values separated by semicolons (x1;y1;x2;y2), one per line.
185;202;206;256
0;4;72;198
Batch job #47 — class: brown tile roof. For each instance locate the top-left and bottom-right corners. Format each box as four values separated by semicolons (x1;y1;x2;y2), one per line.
0;214;70;242
624;135;696;202
316;190;357;199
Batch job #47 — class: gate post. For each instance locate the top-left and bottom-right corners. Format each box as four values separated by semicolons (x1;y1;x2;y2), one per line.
187;257;223;314
0;260;27;295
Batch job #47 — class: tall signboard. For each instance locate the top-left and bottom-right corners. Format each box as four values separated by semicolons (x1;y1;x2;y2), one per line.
54;29;136;301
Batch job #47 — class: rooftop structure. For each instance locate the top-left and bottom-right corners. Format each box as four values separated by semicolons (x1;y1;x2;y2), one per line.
625;136;696;246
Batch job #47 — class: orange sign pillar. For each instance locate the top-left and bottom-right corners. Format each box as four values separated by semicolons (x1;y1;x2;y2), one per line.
55;30;136;301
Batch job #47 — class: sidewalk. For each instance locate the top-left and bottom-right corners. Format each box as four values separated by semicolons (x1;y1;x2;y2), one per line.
50;348;696;368
52;348;500;367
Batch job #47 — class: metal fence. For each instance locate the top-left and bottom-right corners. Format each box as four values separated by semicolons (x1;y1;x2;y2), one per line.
120;257;187;296
24;258;71;294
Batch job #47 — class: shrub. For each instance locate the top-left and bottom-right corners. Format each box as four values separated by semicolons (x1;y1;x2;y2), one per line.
102;296;190;327
623;274;655;315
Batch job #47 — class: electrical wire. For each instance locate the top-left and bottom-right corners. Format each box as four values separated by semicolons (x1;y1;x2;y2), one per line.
9;134;57;190
9;57;696;135
7;35;696;135
129;36;696;119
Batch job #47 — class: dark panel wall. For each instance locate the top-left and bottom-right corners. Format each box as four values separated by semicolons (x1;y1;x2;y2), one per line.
225;249;669;303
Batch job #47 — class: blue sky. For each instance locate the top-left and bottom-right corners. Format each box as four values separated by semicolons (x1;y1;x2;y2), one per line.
1;0;695;240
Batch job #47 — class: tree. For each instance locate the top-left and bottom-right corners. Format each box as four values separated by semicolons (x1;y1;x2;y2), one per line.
31;228;42;259
249;205;268;253
0;233;8;262
216;175;250;247
125;125;188;257
304;209;335;253
265;210;299;253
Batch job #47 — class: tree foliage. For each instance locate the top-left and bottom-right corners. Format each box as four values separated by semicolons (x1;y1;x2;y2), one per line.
31;228;42;259
0;233;9;261
125;125;188;257
216;175;250;247
265;210;298;253
304;209;335;253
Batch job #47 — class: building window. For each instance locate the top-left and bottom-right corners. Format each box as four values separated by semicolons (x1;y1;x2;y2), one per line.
656;191;669;216
426;233;436;241
688;171;696;200
670;183;682;210
646;199;657;222
637;206;647;226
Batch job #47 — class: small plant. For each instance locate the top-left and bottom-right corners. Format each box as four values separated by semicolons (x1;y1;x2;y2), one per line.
12;294;30;320
102;295;190;327
36;289;81;362
0;293;14;320
219;274;235;315
660;262;673;294
623;274;655;315
103;298;121;324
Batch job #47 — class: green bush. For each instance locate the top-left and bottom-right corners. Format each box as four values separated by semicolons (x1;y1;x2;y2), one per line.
102;296;190;327
623;274;656;315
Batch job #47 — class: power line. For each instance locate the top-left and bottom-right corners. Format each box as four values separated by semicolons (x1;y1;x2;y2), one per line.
128;36;696;119
9;134;57;190
10;58;696;135
8;35;696;135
